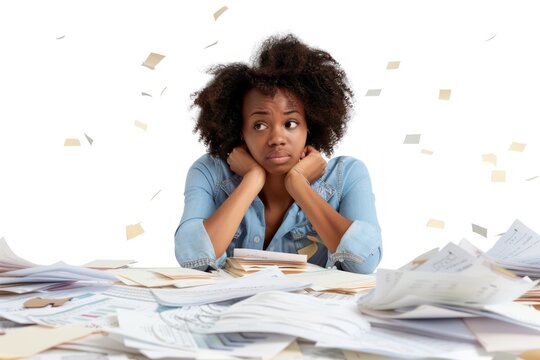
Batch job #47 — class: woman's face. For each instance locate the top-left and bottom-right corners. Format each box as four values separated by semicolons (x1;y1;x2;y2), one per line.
242;88;308;175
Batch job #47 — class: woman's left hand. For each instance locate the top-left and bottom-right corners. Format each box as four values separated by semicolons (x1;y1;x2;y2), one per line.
288;146;326;184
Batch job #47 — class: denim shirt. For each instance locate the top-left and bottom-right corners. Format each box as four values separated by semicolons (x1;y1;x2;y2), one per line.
175;154;382;274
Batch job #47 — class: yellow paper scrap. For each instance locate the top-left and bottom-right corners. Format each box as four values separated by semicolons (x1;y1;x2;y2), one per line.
272;341;302;359
520;349;540;360
134;120;147;131
404;134;421;144
64;138;81;146
472;224;488;238
213;6;228;21
0;325;95;359
427;219;445;229
126;223;144;240
142;52;165;70
365;89;381;96
491;170;506;182
386;61;400;70
439;89;451;100
421;149;433;155
482;153;497;166
508;142;526;152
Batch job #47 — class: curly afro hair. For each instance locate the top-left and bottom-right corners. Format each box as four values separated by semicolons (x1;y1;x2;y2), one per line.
191;33;354;160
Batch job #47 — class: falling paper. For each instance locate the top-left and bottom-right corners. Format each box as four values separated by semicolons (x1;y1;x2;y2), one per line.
56;35;65;40
134;120;147;131
150;189;161;200
64;138;80;146
526;176;538;181
365;89;381;96
386;61;400;70
126;223;144;240
141;92;152;97
485;34;497;41
439;89;451;100
421;149;433;155
204;41;218;49
142;52;165;70
508;142;526;152
482;153;497;166
491;170;506;182
160;86;168;96
404;134;421;144
84;133;93;145
427;219;445;229
213;6;228;21
472;224;488;238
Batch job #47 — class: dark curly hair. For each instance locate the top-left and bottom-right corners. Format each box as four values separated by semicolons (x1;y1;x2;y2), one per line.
191;33;354;159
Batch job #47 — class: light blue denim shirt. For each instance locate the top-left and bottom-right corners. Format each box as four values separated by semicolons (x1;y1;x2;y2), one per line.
175;154;382;274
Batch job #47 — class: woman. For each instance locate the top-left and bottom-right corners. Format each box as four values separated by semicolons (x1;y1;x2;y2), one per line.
175;34;382;273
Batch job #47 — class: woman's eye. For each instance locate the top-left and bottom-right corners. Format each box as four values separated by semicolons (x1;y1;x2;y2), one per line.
253;123;268;130
285;120;299;129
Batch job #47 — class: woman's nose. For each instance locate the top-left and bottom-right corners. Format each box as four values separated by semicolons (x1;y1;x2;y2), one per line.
268;125;286;146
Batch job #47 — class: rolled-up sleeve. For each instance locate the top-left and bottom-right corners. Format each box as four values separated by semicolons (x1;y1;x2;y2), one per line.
326;158;382;273
174;157;227;271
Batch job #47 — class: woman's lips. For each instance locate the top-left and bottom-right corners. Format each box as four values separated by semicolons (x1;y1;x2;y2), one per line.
267;152;291;165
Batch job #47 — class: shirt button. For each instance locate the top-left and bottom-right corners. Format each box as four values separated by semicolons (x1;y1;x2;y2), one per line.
253;236;261;243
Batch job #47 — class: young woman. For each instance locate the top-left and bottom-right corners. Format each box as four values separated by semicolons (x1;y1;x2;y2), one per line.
175;34;382;273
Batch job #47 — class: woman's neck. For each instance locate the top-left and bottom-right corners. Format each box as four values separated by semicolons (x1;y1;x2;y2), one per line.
259;174;293;209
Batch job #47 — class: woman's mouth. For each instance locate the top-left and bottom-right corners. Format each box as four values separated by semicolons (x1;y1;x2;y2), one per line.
267;152;291;165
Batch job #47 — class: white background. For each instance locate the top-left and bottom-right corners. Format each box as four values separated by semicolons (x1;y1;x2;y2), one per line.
0;0;539;268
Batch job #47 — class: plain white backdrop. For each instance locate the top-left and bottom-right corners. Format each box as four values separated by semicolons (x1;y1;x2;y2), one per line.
1;0;539;268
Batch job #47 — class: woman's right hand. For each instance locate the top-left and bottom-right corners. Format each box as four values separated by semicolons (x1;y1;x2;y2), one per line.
227;145;266;183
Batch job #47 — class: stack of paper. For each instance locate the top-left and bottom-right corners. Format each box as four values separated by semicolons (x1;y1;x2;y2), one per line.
485;219;540;279
109;267;217;288
358;242;537;310
207;291;370;343
287;268;375;294
225;248;307;276
0;237;39;272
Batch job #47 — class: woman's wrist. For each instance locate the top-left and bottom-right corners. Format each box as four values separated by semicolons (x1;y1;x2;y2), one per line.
285;167;310;195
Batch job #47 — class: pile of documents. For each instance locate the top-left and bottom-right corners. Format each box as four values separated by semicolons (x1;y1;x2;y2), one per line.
484;219;540;279
0;237;39;272
109;267;218;288
287;268;375;295
225;248;308;276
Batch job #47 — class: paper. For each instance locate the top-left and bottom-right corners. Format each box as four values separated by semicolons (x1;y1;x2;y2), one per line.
426;218;445;229
133;121;147;131
213;5;228;20
509;142;526;152
0;325;96;359
287;268;375;293
526;175;539;181
386;61;400;70
439;89;451;100
63;138;80;146
472;223;488;237
414;242;476;272
0;237;39;272
150;189;161;200
482;153;497;166
226;248;308;276
152;267;311;306
420;149;433;155
204;41;218;49
142;52;165;69
464;317;540;352
126;223;144;240
84;133;93;145
491;170;506;182
208;291;370;343
82;259;136;269
365;89;381;96
403;134;421;144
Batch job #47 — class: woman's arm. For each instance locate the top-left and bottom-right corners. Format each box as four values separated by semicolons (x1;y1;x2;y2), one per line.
203;145;265;258
284;147;351;252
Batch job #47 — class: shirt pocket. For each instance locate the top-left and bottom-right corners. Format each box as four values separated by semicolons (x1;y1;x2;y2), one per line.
289;224;321;259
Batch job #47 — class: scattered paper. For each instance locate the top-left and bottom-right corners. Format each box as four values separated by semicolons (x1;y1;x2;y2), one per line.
204;41;218;49
142;52;165;70
386;61;400;70
509;142;526;152
56;35;65;40
126;223;144;240
472;224;488;238
438;89;451;100
482;153;497;166
365;89;381;96
134;120;147;131
141;92;152;97
403;134;421;144
64;138;80;146
0;325;96;359
421;149;433;155
160;86;167;97
485;34;497;41
491;170;506;182
427;219;445;229
82;259;136;269
526;176;538;181
213;6;228;21
84;133;93;145
150;189;161;200
464;317;540;352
